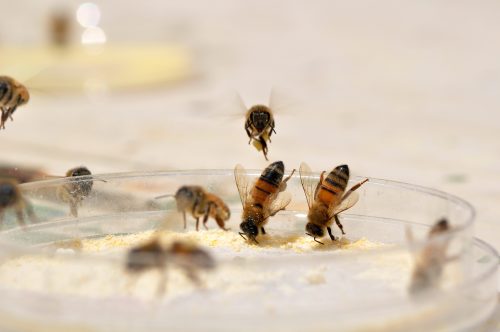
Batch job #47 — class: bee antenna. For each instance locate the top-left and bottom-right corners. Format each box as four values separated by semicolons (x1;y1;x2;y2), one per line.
155;194;175;200
306;232;324;245
238;232;248;241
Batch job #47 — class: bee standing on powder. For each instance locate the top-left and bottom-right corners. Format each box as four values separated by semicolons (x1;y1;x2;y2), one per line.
299;162;368;244
235;161;295;244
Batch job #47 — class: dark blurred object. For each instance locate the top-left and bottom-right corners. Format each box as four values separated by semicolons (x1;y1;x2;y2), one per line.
0;164;47;183
49;10;72;47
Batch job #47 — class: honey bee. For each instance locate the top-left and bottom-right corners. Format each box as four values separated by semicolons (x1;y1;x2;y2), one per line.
56;166;97;217
0;178;37;228
235;161;295;244
173;185;231;231
408;218;453;294
244;104;275;161
299;162;368;244
126;237;215;295
0;76;30;130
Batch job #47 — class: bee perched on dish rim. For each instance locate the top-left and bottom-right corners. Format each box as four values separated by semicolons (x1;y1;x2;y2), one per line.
235;161;295;244
299;162;368;244
171;185;231;231
0;76;30;130
56;166;98;217
407;218;454;294
125;237;215;296
0;178;37;228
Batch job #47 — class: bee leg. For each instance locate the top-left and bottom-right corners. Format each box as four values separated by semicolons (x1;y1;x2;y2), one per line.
195;217;200;231
342;178;369;201
260;227;266;235
280;169;296;191
239;232;248;241
327;226;336;241
8;105;17;120
0;108;8;129
15;207;26;229
156;268;168;297
259;137;269;161
245;123;253;144
202;212;210;230
182;212;187;229
268;120;276;141
69;200;78;218
23;199;39;223
184;267;202;287
334;215;346;235
215;216;229;231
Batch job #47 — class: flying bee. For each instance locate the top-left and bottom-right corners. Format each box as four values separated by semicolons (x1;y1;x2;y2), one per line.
244;104;275;161
299;162;368;244
0;76;30;130
407;218;454;294
235;161;295;244
126;237;215;296
168;185;231;231
56;166;100;217
0;178;37;228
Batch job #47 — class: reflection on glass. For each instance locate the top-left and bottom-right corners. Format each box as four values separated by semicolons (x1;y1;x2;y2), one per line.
76;3;101;28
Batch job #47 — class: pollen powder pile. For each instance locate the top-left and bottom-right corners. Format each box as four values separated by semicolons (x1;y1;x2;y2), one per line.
73;229;387;254
0;230;399;303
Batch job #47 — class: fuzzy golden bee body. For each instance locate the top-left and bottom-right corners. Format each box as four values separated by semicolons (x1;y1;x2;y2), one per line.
0;76;30;130
174;185;230;231
56;166;95;217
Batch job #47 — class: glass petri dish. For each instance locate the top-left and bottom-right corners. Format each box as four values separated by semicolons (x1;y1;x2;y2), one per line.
0;170;496;332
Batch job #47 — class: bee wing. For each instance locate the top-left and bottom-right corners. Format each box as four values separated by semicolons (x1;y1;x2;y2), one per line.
328;192;359;217
268;87;302;115
214;91;248;121
299;162;317;209
234;164;251;208
267;191;292;217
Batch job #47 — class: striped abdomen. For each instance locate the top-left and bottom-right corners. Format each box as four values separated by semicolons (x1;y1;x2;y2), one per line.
0;76;29;108
206;193;230;221
316;164;350;207
250;161;285;204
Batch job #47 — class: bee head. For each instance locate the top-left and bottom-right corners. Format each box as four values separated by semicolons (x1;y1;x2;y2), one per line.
66;166;93;196
0;182;17;207
67;166;91;177
175;186;196;208
306;223;324;238
240;220;259;240
249;105;271;131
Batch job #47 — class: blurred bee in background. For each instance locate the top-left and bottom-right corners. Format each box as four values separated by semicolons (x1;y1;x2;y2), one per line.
235;161;295;244
159;185;231;231
0;178;37;228
407;218;455;294
299;162;368;244
126;237;215;296
0;76;30;130
57;166;99;217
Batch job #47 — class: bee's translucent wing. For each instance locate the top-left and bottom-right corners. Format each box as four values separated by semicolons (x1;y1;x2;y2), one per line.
268;87;302;115
299;162;317;209
234;164;250;208
329;191;359;217
215;91;248;121
267;191;292;217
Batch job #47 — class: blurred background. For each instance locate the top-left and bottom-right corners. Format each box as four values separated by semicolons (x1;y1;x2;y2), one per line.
0;0;499;257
